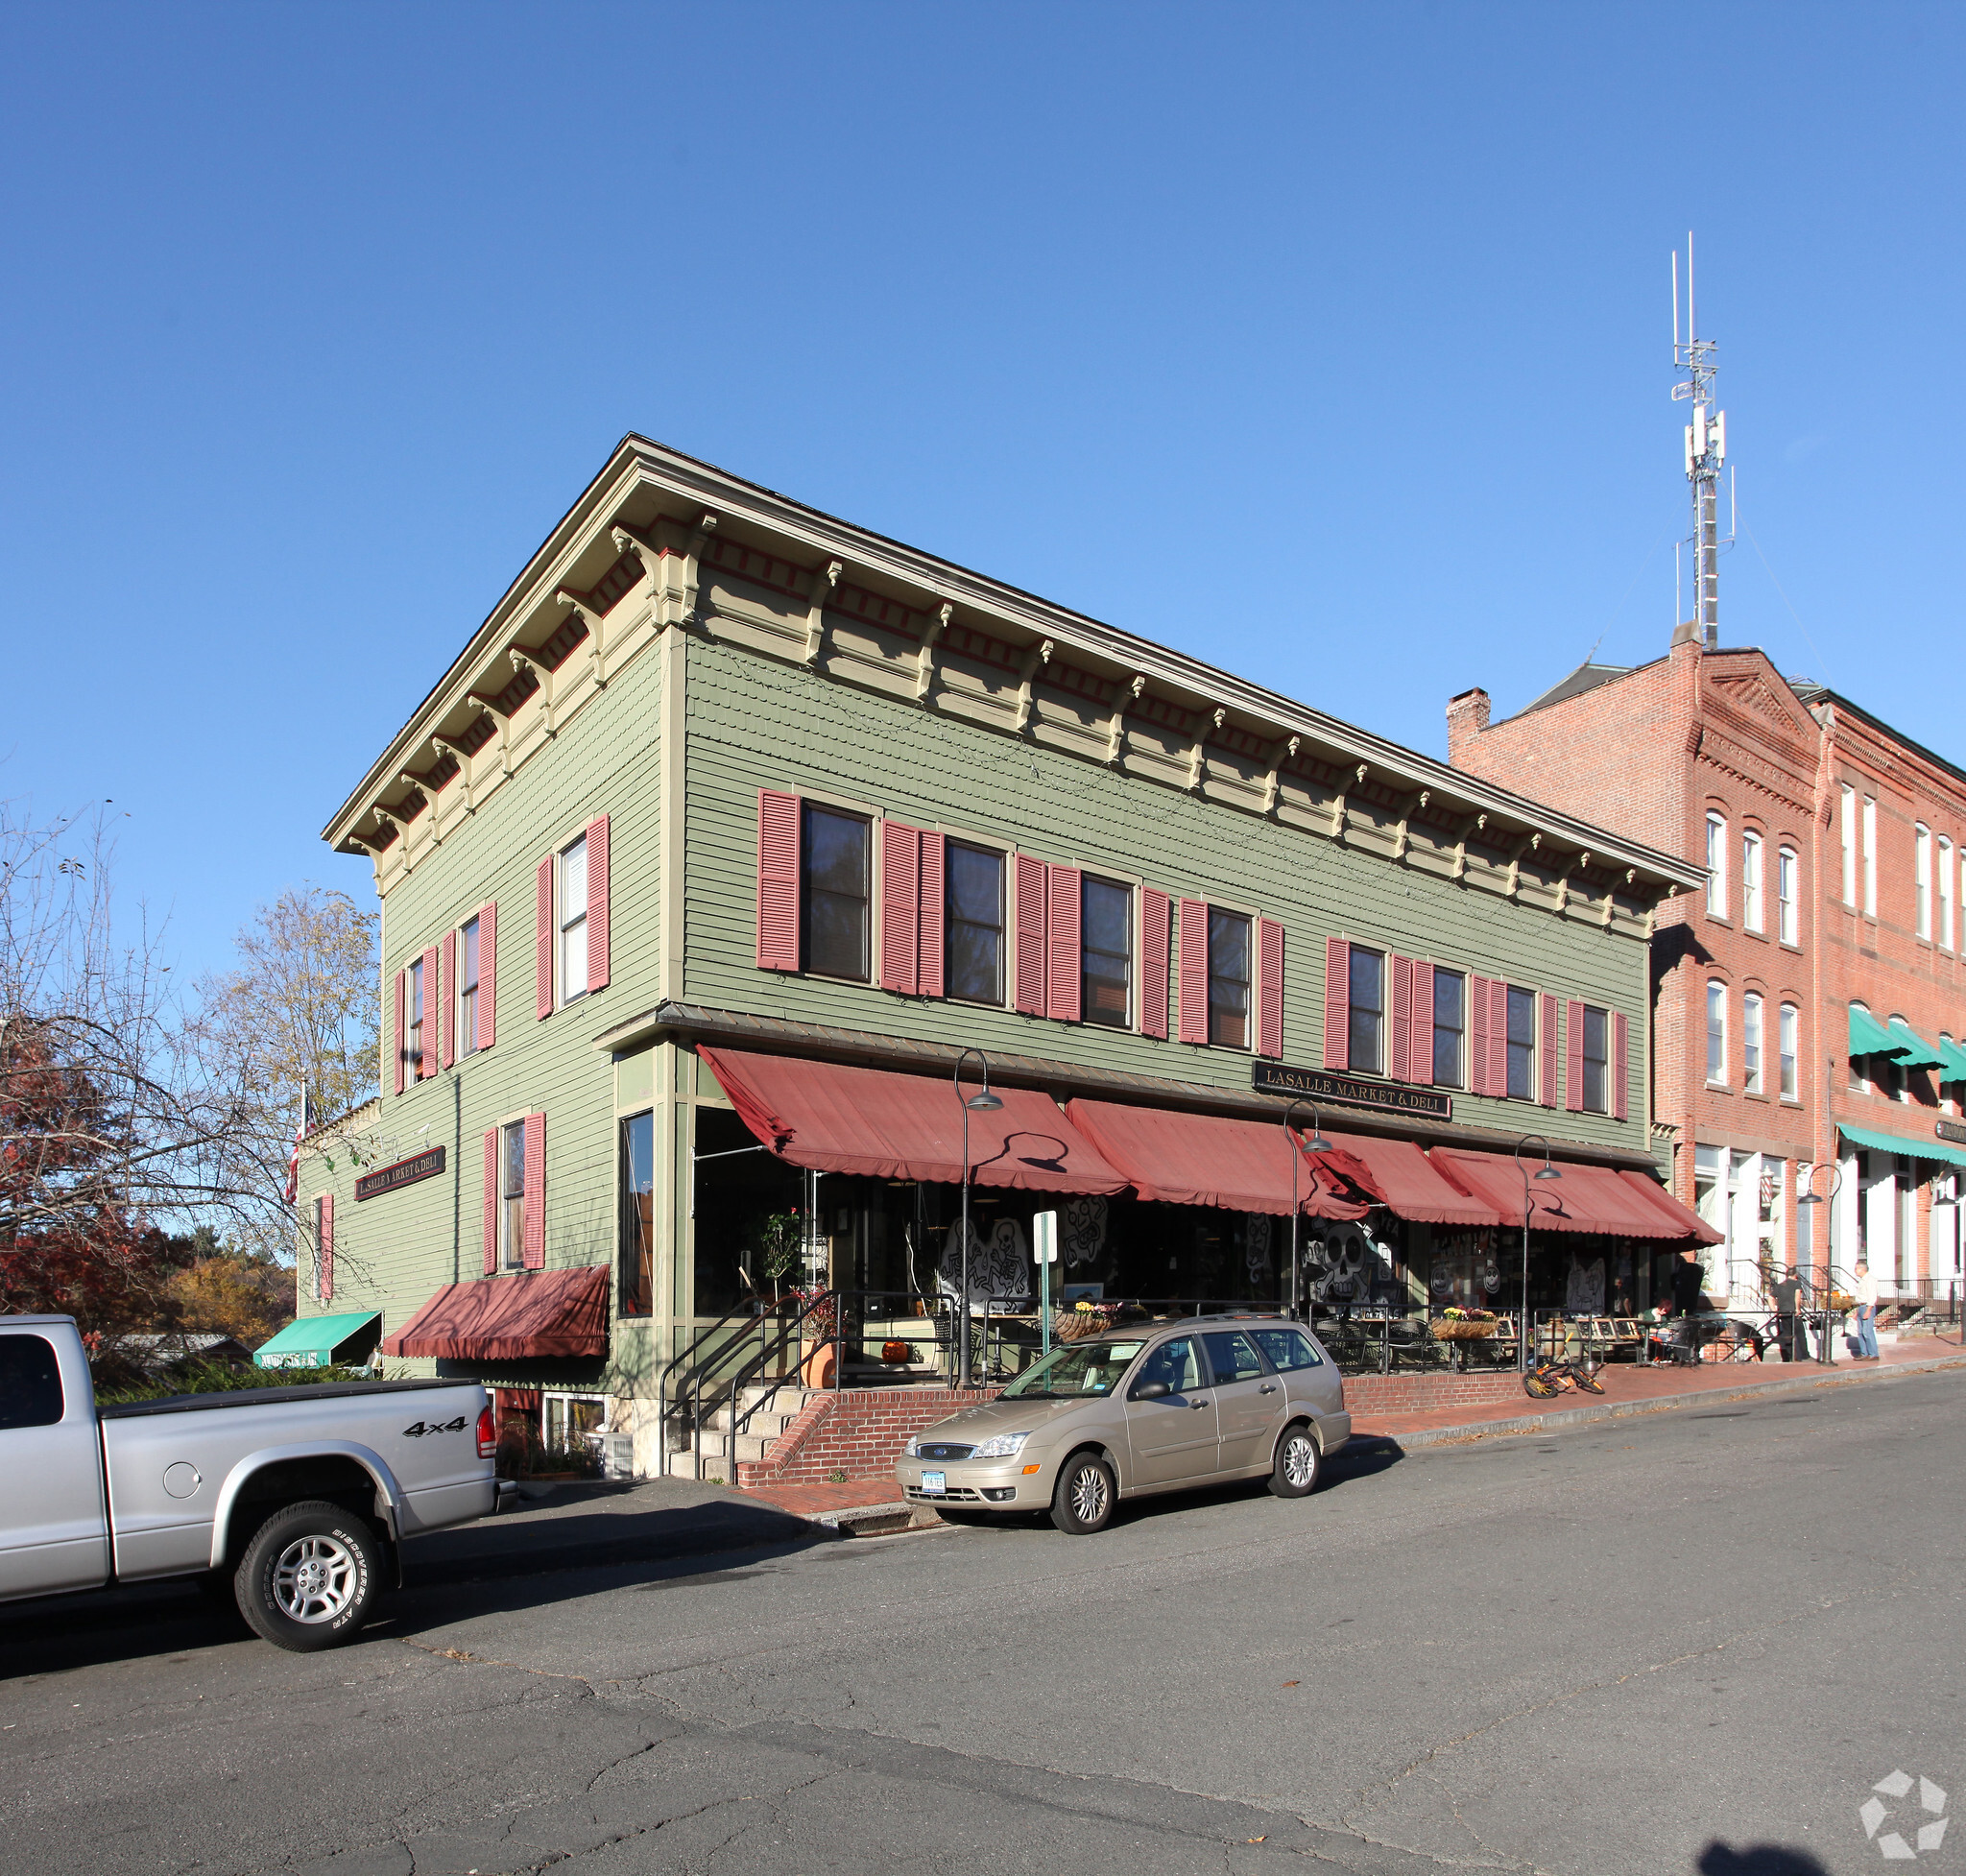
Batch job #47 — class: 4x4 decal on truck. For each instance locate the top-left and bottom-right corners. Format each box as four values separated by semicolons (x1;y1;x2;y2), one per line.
401;1415;468;1438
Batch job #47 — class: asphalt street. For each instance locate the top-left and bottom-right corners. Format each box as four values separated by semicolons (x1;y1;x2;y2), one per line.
3;1368;1961;1876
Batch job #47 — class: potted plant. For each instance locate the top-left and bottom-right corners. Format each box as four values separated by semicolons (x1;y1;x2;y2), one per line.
750;1207;804;1302
792;1285;838;1386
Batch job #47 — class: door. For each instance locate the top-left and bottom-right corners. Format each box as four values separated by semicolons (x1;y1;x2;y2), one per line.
1199;1330;1286;1472
1249;1323;1349;1447
0;1329;109;1600
1122;1335;1218;1486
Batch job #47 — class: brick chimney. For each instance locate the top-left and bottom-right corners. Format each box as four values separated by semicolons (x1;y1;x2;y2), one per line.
1446;687;1491;765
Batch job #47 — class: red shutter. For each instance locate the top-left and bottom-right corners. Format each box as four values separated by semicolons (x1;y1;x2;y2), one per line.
1410;960;1434;1084
440;930;456;1069
392;970;405;1094
1389;954;1412;1082
880;821;922;995
586;814;611;992
918;832;946;998
479;901;497;1049
1324;937;1351;1070
523;1112;545;1269
482;1129;497;1275
1566;998;1586;1112
420;945;439;1078
1258;918;1284;1059
535;854;554;1020
320;1194;334;1303
1613;1011;1630;1120
755;790;801;971
1178;899;1210;1045
1140;888;1169;1039
1014;854;1048;1015
1539;993;1559;1106
1047;864;1082;1022
1488;980;1507;1097
1468;974;1492;1094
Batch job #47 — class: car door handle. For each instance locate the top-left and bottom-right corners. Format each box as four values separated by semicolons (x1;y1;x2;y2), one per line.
1189;1398;1209;1409
1259;1383;1278;1393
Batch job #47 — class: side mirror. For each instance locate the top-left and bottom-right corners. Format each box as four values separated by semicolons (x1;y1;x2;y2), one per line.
1130;1379;1172;1402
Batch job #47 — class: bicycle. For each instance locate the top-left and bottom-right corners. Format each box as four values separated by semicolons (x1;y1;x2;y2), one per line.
1522;1350;1606;1400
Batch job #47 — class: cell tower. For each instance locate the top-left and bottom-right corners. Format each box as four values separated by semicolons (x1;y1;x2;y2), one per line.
1672;233;1729;648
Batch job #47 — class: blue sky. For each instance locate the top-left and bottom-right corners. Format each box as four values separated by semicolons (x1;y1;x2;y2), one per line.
3;3;1960;979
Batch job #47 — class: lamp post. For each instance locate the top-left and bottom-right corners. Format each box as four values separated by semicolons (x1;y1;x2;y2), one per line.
1284;1098;1331;1321
953;1047;1001;1386
1795;1159;1844;1366
1514;1135;1563;1372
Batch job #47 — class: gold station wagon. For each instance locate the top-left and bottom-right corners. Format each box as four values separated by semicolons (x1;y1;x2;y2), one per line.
896;1314;1351;1534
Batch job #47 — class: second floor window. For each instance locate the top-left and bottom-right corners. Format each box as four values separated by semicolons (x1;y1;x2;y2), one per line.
459;915;480;1055
1778;847;1798;946
500;1118;527;1269
1743;992;1765;1095
1706;813;1728;917
1707;981;1727;1085
1209;908;1252;1049
1741;831;1764;932
1082;877;1132;1028
1347;946;1383;1073
1917;824;1933;939
1432;969;1465;1087
1780;1003;1798;1100
407;957;425;1079
1943;836;1956;950
1580;1005;1609;1113
946;842;1004;1004
1863;796;1878;916
1506;985;1536;1098
1840;784;1858;905
803;805;871;980
559;834;588;1003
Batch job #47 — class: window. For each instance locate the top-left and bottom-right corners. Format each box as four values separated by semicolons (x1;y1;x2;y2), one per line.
459;915;480;1055
1780;1003;1799;1100
0;1335;62;1431
1209;908;1253;1049
1850;1000;1873;1094
1080;877;1131;1028
1741;831;1764;932
500;1118;527;1269
1506;985;1536;1099
1916;824;1932;939
1840;784;1858;905
1863;795;1878;916
1248;1325;1322;1371
1707;980;1728;1084
313;1194;329;1301
558;834;588;1003
1942;837;1955;950
1200;1330;1265;1385
1432;969;1465;1087
618;1110;654;1316
1706;813;1728;917
1888;1021;1912;1102
946;842;1005;1004
1778;847;1798;946
802;805;871;980
1743;992;1764;1095
1134;1336;1201;1394
1580;1004;1609;1112
406;956;425;1079
542;1393;608;1452
1347;947;1384;1073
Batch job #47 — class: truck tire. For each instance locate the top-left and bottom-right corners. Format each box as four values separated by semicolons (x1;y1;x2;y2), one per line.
233;1500;383;1651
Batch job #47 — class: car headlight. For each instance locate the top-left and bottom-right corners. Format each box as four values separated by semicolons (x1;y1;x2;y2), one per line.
970;1431;1031;1460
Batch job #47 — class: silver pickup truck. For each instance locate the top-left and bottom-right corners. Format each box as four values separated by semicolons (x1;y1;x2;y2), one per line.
2;1312;505;1650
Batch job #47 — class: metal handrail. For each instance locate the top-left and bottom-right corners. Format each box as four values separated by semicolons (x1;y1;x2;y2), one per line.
657;1295;771;1471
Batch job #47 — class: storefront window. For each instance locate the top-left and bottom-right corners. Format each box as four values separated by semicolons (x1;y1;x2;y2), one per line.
1432;970;1464;1087
691;1106;803;1316
947;842;1004;1003
541;1392;607;1455
618;1110;654;1316
1348;948;1383;1073
1208;908;1252;1048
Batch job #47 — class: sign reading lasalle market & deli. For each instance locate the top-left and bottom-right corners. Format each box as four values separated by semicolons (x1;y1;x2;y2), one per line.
1937;1119;1966;1147
354;1145;446;1203
1252;1062;1452;1120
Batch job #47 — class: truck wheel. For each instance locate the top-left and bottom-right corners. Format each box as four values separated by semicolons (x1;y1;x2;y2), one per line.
233;1501;382;1651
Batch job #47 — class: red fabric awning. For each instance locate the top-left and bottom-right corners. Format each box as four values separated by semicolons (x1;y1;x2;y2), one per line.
699;1047;1128;1194
1065;1099;1372;1217
1430;1149;1670;1238
1321;1130;1504;1227
380;1265;611;1360
1618;1169;1724;1245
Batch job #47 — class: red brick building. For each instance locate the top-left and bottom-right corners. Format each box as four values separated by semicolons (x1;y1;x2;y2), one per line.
1447;633;1966;1314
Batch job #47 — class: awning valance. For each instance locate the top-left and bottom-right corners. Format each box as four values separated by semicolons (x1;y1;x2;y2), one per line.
1850;1005;1907;1059
1430;1148;1692;1239
1063;1099;1372;1218
1320;1130;1503;1227
699;1047;1128;1194
1940;1036;1966;1083
1838;1122;1966;1170
380;1266;611;1361
255;1310;381;1370
1884;1020;1947;1070
1616;1169;1724;1245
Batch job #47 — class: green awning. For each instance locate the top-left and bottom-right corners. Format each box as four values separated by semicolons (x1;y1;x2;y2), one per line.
1849;1005;1906;1059
1837;1122;1966;1170
255;1310;382;1369
1884;1020;1947;1070
1939;1036;1966;1083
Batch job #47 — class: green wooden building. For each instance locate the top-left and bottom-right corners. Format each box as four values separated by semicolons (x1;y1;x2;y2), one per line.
300;437;1706;1475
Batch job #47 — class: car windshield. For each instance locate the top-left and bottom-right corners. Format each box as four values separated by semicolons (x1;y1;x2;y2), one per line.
1000;1340;1146;1399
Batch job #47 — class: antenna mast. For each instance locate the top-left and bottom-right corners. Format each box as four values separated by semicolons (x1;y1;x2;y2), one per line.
1672;233;1728;649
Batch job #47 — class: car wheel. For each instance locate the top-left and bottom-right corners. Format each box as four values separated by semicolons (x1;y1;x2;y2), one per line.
1050;1452;1115;1535
233;1500;383;1651
1268;1424;1321;1498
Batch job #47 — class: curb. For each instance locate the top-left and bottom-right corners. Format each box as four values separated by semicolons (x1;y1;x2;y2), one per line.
1348;1349;1966;1453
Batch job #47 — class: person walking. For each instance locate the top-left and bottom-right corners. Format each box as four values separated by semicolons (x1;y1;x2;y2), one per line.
1768;1265;1803;1361
1850;1258;1880;1359
1666;1249;1710;1362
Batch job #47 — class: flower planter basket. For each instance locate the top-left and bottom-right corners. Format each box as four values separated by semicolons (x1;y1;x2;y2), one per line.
1428;1319;1499;1342
1054;1309;1115;1343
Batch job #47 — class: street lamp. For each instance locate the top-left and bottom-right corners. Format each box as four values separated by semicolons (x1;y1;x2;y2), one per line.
1514;1135;1563;1373
953;1047;1001;1386
1795;1160;1844;1366
1284;1098;1331;1321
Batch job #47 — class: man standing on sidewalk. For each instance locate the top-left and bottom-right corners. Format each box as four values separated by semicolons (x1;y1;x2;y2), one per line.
1850;1258;1880;1359
1769;1265;1804;1361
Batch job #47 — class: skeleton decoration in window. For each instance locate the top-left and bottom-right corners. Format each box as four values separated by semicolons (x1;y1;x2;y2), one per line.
1564;1253;1607;1314
1300;1219;1395;1307
1244;1213;1273;1286
938;1216;1033;1303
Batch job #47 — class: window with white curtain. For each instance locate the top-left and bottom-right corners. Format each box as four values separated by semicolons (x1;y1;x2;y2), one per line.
1707;813;1728;917
1779;1003;1798;1100
1916;824;1932;939
1941;836;1955;950
1778;846;1798;946
1743;993;1765;1094
1707;980;1728;1084
1840;785;1857;905
1863;796;1878;916
1742;831;1764;932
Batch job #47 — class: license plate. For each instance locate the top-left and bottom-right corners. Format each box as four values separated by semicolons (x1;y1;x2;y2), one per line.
921;1470;946;1494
